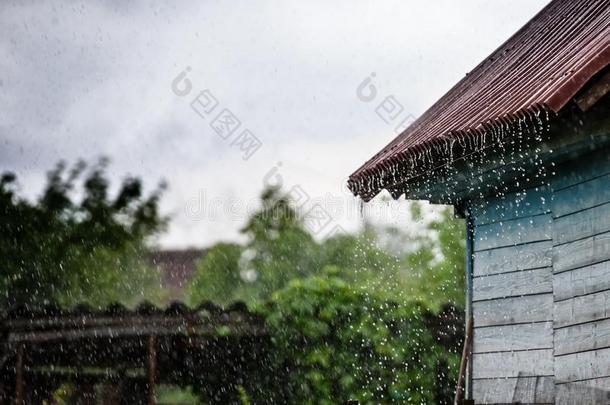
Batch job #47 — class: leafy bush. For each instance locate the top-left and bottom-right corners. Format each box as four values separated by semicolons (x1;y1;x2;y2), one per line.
255;267;461;404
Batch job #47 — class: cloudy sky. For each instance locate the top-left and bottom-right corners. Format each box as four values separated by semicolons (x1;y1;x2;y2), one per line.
0;0;550;248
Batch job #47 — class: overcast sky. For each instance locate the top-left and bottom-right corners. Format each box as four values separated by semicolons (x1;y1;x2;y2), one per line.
0;0;550;248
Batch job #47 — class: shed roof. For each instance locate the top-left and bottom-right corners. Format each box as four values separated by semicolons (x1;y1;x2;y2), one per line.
348;0;610;201
0;301;267;387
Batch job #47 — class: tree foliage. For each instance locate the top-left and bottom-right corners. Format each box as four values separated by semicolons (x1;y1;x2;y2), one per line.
256;267;461;404
0;159;167;307
188;187;321;306
398;202;466;310
188;188;465;310
186;187;466;403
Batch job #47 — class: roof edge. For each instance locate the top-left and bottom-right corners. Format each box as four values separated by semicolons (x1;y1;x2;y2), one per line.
348;104;554;201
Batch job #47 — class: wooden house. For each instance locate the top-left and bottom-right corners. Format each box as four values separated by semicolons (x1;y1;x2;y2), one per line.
348;0;610;403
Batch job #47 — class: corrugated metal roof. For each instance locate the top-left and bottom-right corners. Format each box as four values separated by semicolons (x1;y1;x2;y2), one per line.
348;0;610;201
2;301;266;340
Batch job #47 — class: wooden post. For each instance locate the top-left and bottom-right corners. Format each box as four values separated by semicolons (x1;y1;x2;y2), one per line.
14;342;24;405
454;318;473;405
79;379;96;405
146;335;157;405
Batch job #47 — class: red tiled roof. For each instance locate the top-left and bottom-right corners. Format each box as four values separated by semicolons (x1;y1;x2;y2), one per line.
348;0;610;201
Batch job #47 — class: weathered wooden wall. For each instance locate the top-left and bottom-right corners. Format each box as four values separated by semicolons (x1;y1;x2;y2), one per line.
469;145;610;404
470;182;555;404
551;146;610;404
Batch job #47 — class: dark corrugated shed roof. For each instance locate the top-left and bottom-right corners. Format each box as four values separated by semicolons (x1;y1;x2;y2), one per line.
348;0;610;201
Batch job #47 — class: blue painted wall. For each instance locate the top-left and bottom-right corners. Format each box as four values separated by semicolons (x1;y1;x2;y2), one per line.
468;144;610;403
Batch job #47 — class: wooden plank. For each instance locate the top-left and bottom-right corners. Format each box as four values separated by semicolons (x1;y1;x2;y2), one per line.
554;289;610;328
552;148;610;191
473;376;554;404
473;294;553;327
470;185;551;225
474;214;552;252
553;173;610;218
473;268;552;301
473;322;553;353
553;261;610;301
555;347;610;382
556;377;610;405
472;350;553;379
474;240;552;277
553;231;610;273
554;202;610;246
555;317;610;356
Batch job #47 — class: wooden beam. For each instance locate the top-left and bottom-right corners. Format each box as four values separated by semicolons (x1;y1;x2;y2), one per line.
146;335;157;405
454;318;473;405
8;322;267;343
575;68;610;112
14;342;24;405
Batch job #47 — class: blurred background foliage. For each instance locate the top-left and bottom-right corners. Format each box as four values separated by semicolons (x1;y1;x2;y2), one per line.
0;160;465;404
0;159;168;308
187;186;465;311
185;186;465;404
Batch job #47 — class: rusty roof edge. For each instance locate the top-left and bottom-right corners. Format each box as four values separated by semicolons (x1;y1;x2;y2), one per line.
348;0;610;202
348;45;610;202
347;104;556;201
347;0;564;180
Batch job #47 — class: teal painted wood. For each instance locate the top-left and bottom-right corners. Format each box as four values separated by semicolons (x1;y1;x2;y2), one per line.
548;143;610;393
554;288;610;328
553;231;610;273
556;378;610;405
553;202;610;245
553;173;610;218
555;317;610;356
472;294;553;327
474;377;554;404
473;322;553;353
555;347;610;383
473;241;552;277
472;350;554;379
468;141;610;401
470;185;551;225
551;147;610;191
473;268;552;301
553;261;610;301
470;193;555;402
474;214;552;252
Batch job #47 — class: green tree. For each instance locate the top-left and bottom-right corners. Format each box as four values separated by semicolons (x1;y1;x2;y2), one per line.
184;187;467;403
188;187;320;306
399;203;466;310
255;267;460;404
187;188;465;311
0;159;167;307
187;242;243;305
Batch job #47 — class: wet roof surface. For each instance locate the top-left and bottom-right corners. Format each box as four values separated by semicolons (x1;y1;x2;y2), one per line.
348;0;610;200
